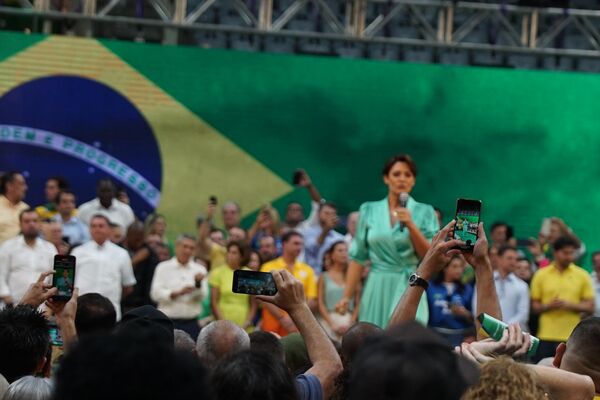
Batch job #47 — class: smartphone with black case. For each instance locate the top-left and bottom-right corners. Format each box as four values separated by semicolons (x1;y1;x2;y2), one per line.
232;270;278;296
292;169;303;186
452;199;482;251
52;255;76;301
209;196;218;205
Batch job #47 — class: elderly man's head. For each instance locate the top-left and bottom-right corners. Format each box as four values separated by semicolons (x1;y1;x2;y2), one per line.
196;321;250;368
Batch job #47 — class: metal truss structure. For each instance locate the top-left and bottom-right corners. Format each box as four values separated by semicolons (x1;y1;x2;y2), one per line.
2;0;600;69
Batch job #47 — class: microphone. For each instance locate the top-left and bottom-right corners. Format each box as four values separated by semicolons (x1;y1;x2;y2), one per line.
399;192;409;232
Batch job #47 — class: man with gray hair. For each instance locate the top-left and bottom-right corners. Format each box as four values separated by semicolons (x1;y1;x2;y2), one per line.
196;320;250;368
150;234;207;339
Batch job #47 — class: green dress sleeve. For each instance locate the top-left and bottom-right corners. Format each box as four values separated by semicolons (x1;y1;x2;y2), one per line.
418;205;440;242
349;202;370;264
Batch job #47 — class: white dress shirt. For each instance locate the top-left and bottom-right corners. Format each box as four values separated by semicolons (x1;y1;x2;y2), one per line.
0;235;57;303
72;240;136;320
77;198;135;232
473;271;530;330
150;257;208;320
592;272;600;317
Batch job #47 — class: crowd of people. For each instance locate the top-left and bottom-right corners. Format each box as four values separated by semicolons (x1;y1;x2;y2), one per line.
0;154;599;400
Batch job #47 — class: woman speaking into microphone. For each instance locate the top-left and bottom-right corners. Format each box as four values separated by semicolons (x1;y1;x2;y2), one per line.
336;154;439;327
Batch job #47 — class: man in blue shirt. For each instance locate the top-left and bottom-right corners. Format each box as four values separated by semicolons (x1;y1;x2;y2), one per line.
52;190;90;247
300;202;344;274
473;245;530;330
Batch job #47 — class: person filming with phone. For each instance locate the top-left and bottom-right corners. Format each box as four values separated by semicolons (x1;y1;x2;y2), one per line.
336;154;439;327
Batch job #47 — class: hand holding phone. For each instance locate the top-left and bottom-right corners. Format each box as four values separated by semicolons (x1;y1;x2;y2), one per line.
52;255;76;301
232;270;278;296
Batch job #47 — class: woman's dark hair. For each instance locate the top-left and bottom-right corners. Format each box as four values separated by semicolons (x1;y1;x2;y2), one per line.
433;256;466;294
227;240;251;266
382;154;417;177
211;350;298;400
322;240;348;272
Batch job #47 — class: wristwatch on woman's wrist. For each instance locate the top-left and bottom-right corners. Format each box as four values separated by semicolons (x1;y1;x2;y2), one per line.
408;273;429;290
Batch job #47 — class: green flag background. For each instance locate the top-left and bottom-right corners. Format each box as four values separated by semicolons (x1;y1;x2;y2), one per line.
1;31;600;267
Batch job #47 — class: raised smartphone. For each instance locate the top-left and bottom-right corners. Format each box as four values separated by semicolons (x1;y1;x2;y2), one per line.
51;255;76;301
453;199;482;251
232;270;278;296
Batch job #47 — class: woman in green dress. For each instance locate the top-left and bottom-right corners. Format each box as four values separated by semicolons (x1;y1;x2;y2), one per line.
336;154;439;327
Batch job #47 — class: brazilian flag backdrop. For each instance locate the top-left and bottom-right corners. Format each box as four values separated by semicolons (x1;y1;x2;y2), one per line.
1;30;600;268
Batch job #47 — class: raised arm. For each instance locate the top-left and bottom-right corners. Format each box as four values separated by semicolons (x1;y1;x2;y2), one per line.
463;223;502;339
257;270;342;399
198;203;217;253
388;221;462;327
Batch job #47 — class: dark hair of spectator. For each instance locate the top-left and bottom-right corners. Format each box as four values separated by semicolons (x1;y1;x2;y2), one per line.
490;222;514;240
249;331;284;362
382;154;417;177
318;201;337;212
0;305;50;383
281;230;303;244
322;240;348;272
0;172;22;195
48;176;70;190
54;330;211;400
553;236;580;251
56;190;76;205
226;240;250;266
18;208;37;222
75;293;117;337
90;214;111;226
211;350;297;400
348;335;470;400
497;245;518;257
433;255;466;295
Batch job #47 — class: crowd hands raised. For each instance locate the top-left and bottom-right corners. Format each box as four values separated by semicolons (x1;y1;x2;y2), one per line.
0;161;600;400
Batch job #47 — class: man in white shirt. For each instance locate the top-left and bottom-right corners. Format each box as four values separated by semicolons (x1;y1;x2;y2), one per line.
77;179;135;235
0;209;56;306
592;251;600;317
72;214;136;319
473;245;530;330
151;234;207;339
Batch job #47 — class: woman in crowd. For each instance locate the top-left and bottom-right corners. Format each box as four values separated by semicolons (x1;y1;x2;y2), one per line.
208;241;257;330
144;213;174;256
337;154;439;327
529;217;584;267
427;255;474;346
248;250;262;271
317;241;360;340
248;204;281;252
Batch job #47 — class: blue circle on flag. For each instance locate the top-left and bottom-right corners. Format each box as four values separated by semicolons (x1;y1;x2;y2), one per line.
0;75;162;219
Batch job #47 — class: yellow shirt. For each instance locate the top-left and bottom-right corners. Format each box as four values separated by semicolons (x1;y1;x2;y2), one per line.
209;242;226;270
208;265;251;327
261;257;317;299
0;195;29;244
531;263;595;341
260;257;317;336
